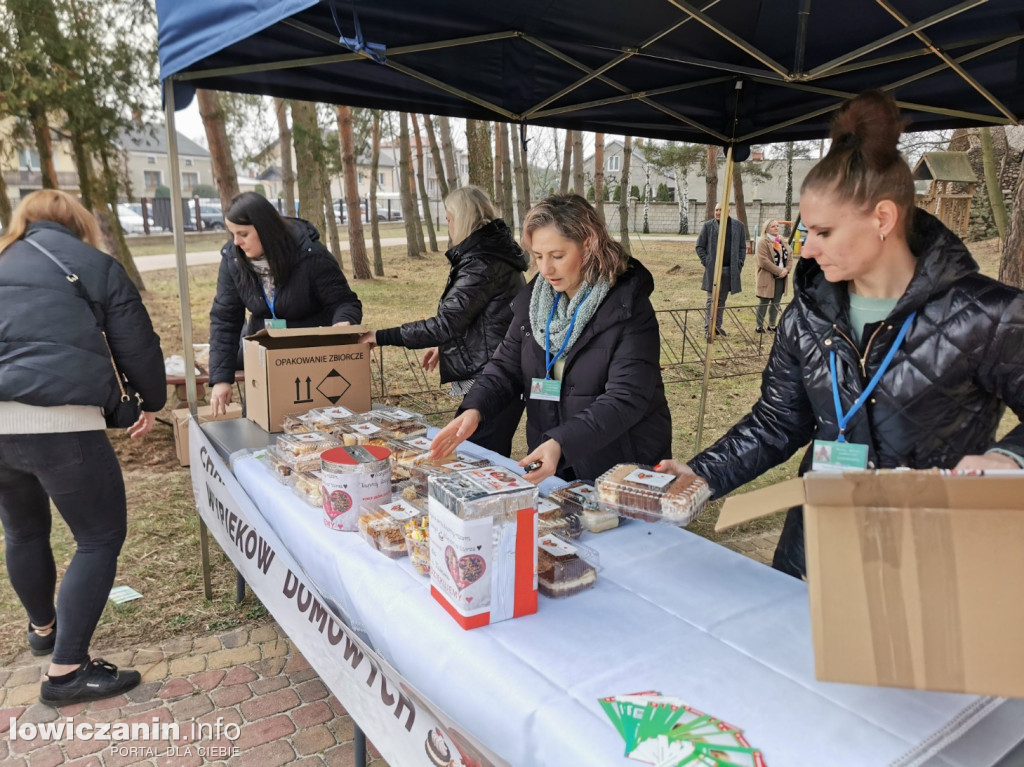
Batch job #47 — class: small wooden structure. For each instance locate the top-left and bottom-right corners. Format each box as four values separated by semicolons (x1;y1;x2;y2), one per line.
913;152;977;238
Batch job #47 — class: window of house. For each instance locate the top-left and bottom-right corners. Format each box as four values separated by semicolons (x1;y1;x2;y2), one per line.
607;155;621;172
18;147;41;171
147;156;156;165
143;170;162;188
184;158;194;167
182;172;199;189
378;172;385;185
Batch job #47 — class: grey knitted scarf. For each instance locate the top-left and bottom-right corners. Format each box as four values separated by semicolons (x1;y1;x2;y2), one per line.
529;276;610;358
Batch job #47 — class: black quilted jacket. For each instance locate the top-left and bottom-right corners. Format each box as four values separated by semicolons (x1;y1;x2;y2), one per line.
688;210;1024;576
209;218;362;384
377;219;528;384
460;258;672;482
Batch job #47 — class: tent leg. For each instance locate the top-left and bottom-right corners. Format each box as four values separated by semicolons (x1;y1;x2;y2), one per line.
695;147;736;453
354;725;367;766
199;519;214;601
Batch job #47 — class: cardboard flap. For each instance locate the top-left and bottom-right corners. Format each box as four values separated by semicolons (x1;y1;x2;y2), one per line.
245;324;369;344
716;478;804;531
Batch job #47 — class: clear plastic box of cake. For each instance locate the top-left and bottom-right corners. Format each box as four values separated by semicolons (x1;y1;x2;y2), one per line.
407;456;476;496
537;534;600;598
256;447;295;484
291;470;323;507
275;432;339;458
536;497;584;539
403;516;430;574
281;410;333;435
329;417;389;446
358;496;425;559
594;464;711;526
386;437;435;480
547;480;618;533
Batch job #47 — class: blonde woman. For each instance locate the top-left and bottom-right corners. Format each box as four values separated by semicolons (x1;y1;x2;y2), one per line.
360;186;528;456
0;190;165;704
754;219;790;333
431;194;671;483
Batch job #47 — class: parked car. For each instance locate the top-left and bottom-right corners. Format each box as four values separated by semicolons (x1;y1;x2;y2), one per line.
333;199;402;223
197;204;224;230
115;203;148;235
123;202;165;232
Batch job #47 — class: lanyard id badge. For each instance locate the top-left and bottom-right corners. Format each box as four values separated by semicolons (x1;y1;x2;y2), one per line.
530;378;562;401
534;289;591;402
264;318;287;329
811;439;868;471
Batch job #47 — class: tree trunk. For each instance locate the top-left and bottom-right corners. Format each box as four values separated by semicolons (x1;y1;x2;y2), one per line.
642;160;651;234
68;127;96;211
0;153;11;228
466;120;494;192
705;145;718;221
398;112;422;257
732;166;748;231
499;123;515;224
594;133;606;224
572;131;584;195
423;114;449;200
290;100;327;236
675;164;686;235
785;141;794;223
980;127;1008;240
96;148;144;290
274;98;296;216
559;130;572;194
494;123;505;214
28;104;59;189
411;114;438;252
439;116;459;189
322;177;343;270
369;110;384;276
512;124;529;224
196;89;241;212
618;136;632;254
999;164;1024;289
337;105;372;279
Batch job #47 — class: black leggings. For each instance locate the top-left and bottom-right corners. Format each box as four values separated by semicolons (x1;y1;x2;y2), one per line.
0;432;127;665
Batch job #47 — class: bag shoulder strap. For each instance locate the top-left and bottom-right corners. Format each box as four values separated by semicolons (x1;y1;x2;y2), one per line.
23;236;105;328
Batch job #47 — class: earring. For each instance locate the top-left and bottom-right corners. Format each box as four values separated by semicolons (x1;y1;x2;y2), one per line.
880;233;886;243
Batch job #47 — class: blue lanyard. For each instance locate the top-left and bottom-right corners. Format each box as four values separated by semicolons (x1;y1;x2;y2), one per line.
829;311;916;443
544;290;590;379
260;283;278;319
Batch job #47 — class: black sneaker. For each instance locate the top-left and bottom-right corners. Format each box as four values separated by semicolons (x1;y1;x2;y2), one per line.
718;328;728;337
755;327;765;334
40;659;141;706
28;622;56;656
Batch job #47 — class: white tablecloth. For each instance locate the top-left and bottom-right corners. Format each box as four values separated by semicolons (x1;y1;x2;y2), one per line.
231;439;1021;767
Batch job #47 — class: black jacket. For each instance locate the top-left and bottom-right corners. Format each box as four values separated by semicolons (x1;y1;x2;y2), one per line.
209;218;362;384
688;210;1024;576
377;219;528;384
0;221;166;414
460;258;672;481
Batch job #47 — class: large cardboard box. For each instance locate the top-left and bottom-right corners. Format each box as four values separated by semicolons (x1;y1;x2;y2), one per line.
243;326;372;432
717;470;1024;698
171;403;244;466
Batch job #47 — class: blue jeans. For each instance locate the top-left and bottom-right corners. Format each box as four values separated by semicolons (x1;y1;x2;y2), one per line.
0;432;127;665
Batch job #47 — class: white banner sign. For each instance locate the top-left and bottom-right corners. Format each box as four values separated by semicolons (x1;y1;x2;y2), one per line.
188;419;507;767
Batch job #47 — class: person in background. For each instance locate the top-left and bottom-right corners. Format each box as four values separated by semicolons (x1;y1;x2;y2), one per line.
0;190;166;704
658;90;1024;578
695;202;747;340
209;192;362;415
358;186;528;456
430;194;671;483
754;219;791;333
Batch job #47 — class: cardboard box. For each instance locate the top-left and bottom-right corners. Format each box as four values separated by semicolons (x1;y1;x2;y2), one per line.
243;326;372;432
717;470;1024;697
171;403;244;466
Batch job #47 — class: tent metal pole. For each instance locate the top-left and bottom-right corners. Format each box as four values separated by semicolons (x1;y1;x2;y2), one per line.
166;79;213;601
665;0;789;77
802;0;984;80
824;32;1011;77
694;146;735;453
383;60;517;119
639;98;730;142
793;0;811;76
530;76;733;120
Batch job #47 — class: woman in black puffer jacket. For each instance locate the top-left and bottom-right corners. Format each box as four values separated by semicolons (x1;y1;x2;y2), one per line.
360;186;528;456
430;194;671;483
659;91;1024;578
209;192;362;415
0;190;165;705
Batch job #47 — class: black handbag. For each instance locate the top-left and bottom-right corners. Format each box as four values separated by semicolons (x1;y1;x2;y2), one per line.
25;237;144;428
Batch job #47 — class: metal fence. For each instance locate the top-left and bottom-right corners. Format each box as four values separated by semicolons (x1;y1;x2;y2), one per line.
371;302;787;416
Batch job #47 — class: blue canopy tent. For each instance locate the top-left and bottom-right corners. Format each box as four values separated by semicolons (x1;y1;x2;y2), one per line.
155;3;1024;763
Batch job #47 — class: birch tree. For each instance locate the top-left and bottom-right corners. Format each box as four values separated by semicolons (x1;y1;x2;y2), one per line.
273;98;296;215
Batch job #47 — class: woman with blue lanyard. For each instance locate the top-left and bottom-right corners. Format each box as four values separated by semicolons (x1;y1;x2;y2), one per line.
430;194;672;483
209;192;362;415
657;90;1024;578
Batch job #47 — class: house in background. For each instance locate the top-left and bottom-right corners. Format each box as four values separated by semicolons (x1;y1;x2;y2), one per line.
118;127;212;199
251;139;401;202
0;117;81;206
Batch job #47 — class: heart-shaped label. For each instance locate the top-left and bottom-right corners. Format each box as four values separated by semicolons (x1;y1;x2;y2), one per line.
322;488;352;521
445;545;486;591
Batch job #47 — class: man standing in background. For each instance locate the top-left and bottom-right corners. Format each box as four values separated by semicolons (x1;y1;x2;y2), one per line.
695;202;747;340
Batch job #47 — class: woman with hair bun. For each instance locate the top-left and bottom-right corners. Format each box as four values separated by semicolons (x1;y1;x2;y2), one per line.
430;194;671;483
658;90;1024;578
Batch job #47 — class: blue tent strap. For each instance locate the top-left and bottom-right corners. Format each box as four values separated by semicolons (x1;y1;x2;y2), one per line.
329;1;386;64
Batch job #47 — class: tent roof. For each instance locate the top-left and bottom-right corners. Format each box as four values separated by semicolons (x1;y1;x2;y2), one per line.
912;151;977;182
157;0;1024;147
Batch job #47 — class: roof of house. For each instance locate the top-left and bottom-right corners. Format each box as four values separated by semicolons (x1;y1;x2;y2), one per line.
912;152;977;183
118;127;209;157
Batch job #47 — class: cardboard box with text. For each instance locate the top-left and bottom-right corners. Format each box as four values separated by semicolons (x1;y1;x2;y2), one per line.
243;326;371;433
171;403;244;466
717;470;1024;697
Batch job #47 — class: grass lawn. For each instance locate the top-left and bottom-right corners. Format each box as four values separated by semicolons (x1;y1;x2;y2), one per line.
0;232;1007;663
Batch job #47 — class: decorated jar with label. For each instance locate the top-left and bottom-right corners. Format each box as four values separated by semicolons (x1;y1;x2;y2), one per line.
320;445;392;531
